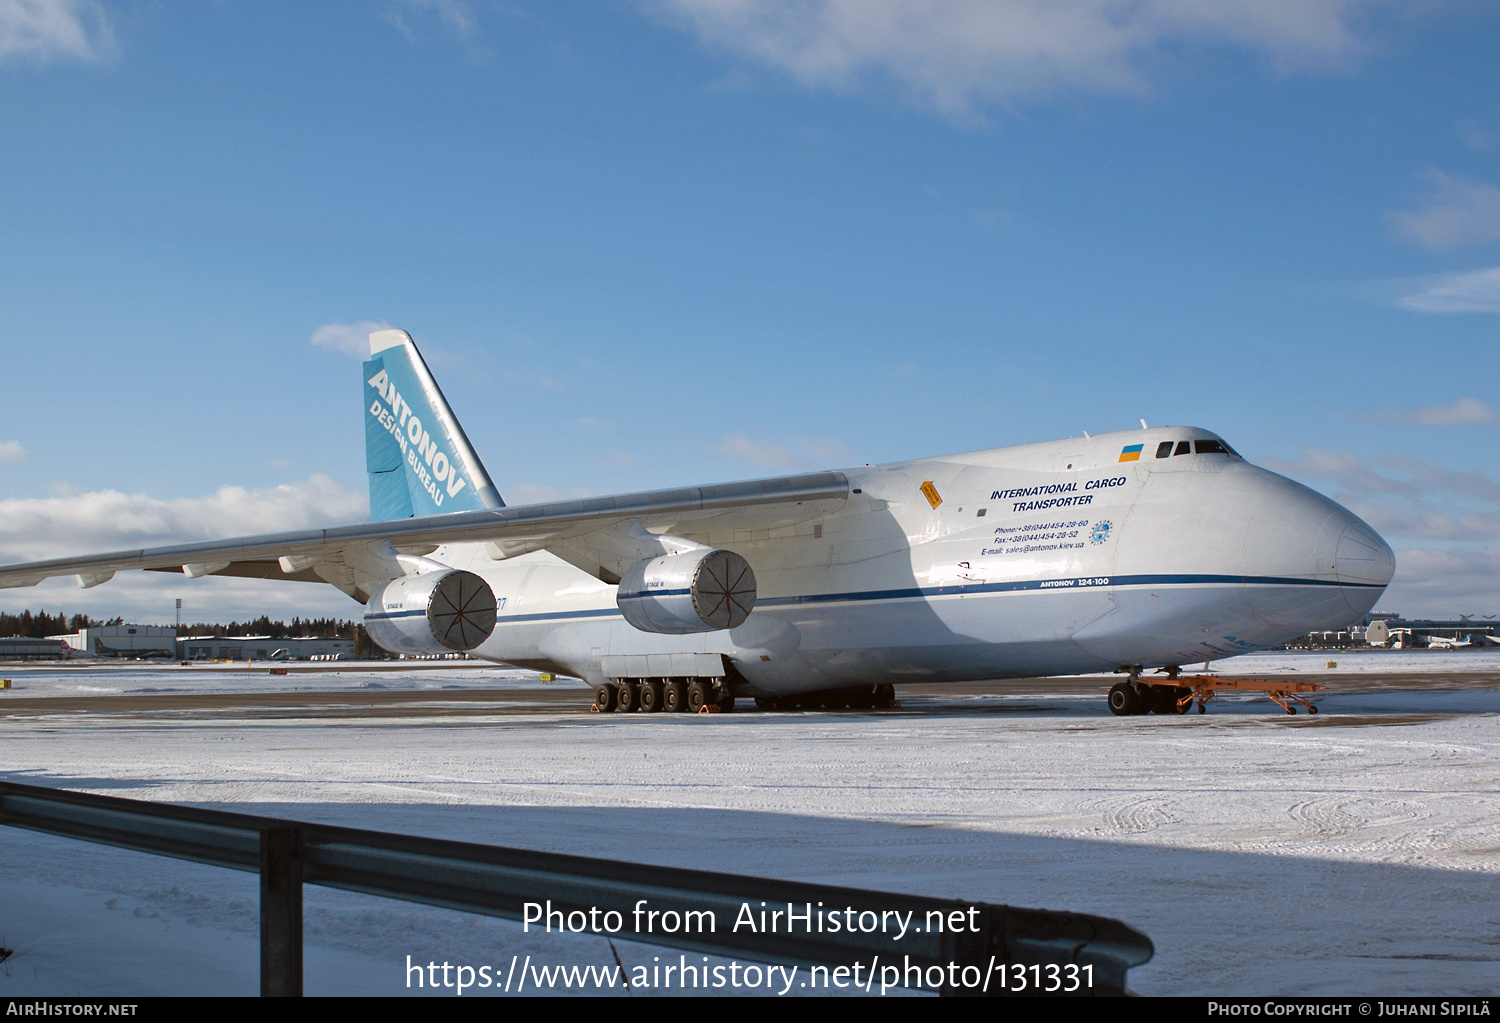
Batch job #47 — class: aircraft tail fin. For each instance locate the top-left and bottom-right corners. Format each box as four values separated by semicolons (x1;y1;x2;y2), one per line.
363;328;504;520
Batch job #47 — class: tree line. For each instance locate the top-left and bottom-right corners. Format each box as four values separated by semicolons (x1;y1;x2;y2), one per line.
0;610;119;637
1;611;381;657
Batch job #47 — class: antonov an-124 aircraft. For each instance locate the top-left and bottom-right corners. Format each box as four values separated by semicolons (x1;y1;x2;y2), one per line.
0;329;1394;716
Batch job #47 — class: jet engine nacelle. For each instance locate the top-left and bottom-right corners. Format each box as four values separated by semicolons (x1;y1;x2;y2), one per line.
617;548;756;635
363;569;498;655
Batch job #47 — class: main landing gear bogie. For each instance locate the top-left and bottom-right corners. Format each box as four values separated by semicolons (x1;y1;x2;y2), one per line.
594;677;735;714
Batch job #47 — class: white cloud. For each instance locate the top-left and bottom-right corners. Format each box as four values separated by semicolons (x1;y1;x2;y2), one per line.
1388;171;1500;251
718;433;852;468
1395;266;1500;314
0;476;372;621
1264;447;1500;615
0;0;111;64
0;440;27;463
1407;397;1497;426
1376;455;1500;502
0;572;364;625
1359;397;1499;427
650;0;1384;117
1374;546;1500;619
1265;447;1500;503
384;0;477;42
1262;447;1500;543
0;475;368;564
310;320;392;359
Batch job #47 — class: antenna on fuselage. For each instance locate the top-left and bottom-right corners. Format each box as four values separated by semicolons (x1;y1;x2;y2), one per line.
1140;419;1149;429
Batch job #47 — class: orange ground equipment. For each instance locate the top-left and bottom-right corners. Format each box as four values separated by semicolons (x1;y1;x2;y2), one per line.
1135;673;1325;715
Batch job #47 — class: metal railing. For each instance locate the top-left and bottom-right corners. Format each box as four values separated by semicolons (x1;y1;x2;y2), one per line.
0;781;1153;996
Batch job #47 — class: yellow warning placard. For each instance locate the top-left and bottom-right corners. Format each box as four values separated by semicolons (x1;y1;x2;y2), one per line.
920;481;942;509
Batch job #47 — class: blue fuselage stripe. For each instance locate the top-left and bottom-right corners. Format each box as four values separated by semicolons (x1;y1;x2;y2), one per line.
460;573;1378;627
759;572;1375;608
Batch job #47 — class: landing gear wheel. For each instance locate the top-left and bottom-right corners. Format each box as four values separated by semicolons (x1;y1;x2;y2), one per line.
688;682;711;713
1164;685;1192;714
1308;705;1319;715
1196;700;1207;714
664;680;688;713
640;680;665;713
1286;705;1297;715
616;681;640;713
1133;683;1156;715
1149;686;1178;715
595;683;618;713
1107;683;1139;716
716;689;736;713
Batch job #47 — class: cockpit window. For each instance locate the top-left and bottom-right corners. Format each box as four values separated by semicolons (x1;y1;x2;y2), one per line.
1173;441;1191;456
1155;441;1173;459
1195;439;1230;455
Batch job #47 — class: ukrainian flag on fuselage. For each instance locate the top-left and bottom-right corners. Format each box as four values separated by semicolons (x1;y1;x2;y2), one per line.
362;329;504;520
1119;444;1144;462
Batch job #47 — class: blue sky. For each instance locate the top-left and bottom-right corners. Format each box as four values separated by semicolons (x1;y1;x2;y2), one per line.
1;0;1497;623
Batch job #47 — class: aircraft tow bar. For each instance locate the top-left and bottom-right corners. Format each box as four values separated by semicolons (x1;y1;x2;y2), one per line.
1146;674;1326;715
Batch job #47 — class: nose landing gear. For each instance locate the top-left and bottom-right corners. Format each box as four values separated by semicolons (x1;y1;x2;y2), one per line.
1107;680;1192;716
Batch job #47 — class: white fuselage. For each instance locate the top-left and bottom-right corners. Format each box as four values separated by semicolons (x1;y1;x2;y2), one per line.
422;427;1393;695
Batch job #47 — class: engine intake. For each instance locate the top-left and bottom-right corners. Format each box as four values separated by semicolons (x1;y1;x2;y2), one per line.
364;569;497;655
617;548;756;635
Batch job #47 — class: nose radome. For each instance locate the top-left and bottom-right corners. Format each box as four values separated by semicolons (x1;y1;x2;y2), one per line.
1336;521;1395;588
1335;519;1395;619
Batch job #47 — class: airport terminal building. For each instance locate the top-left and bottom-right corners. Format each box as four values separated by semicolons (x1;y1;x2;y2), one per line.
51;625;177;658
0;637;73;661
39;626;353;661
1293;611;1499;650
177;635;353;661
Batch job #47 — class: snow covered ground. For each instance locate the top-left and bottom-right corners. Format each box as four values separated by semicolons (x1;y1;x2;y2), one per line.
0;661;574;699
1;652;1497;997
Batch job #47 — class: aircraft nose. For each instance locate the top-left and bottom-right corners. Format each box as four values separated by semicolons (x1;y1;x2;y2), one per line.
1328;518;1395;624
1243;470;1395;629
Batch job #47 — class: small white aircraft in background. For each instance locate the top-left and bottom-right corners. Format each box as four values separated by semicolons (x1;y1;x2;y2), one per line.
0;329;1396;716
1426;635;1473;650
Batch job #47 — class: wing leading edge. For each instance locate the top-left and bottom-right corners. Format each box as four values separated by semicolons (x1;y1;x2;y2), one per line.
0;471;851;596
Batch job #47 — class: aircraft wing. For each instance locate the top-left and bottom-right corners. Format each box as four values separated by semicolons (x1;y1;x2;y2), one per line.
0;471;850;594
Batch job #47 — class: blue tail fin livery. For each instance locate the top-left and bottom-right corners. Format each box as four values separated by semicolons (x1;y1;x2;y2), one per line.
363;328;503;520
